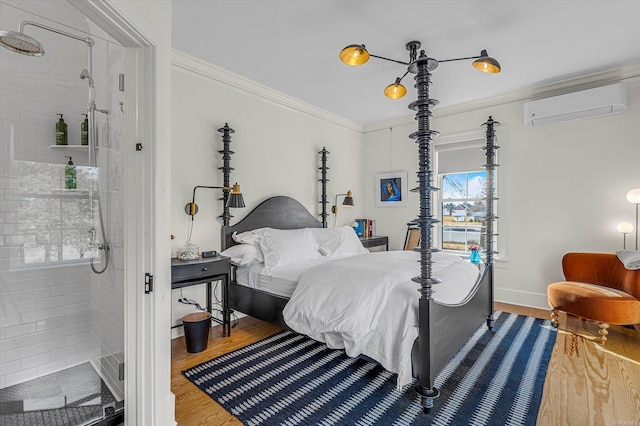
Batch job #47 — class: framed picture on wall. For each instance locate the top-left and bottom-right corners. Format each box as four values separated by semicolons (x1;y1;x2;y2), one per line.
375;171;408;207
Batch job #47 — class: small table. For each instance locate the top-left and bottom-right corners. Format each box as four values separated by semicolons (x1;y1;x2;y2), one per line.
359;235;389;251
171;255;231;337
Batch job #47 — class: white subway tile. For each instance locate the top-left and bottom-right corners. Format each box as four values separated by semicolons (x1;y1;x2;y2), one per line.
4;366;38;387
37;358;67;377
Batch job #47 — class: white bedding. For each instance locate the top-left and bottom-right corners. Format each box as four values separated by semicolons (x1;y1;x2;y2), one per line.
282;250;480;388
235;257;332;298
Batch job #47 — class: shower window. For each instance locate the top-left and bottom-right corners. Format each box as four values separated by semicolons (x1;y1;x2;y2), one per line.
15;160;98;265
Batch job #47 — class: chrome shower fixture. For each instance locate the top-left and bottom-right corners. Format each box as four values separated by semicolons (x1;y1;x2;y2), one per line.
80;68;95;88
0;29;43;56
0;20;94;56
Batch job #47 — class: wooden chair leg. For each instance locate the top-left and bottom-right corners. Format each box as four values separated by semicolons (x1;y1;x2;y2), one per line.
597;322;609;343
550;308;559;328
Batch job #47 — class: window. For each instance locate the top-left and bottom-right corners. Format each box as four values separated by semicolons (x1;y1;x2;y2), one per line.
434;129;501;257
13;161;97;266
441;171;487;252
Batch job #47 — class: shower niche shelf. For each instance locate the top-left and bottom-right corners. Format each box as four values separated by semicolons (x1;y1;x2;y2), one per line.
50;145;89;150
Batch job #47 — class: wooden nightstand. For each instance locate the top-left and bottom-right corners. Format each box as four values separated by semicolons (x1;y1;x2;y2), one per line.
359;235;389;251
171;255;231;337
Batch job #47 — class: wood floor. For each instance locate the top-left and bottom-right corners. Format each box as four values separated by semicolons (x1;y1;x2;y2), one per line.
171;302;640;425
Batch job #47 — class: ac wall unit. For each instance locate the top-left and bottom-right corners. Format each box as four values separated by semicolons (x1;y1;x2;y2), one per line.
524;82;627;127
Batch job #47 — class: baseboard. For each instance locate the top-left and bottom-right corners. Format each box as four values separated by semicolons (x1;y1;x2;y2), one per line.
495;287;548;310
167;392;177;426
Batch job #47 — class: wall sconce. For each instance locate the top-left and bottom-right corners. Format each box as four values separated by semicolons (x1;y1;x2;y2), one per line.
185;183;245;219
339;42;500;99
332;190;354;226
617;221;633;249
626;188;640;249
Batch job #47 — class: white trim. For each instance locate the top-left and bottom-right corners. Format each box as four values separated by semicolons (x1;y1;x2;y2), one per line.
171;49;363;134
363;63;640;134
495;288;548;311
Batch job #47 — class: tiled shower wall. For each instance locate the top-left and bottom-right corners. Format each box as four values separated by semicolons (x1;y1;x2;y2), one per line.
0;0;124;396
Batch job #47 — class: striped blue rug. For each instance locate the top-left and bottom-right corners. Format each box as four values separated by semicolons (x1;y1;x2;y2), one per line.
183;312;556;425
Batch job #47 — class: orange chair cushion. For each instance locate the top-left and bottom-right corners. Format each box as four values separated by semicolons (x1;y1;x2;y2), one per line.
548;281;640;325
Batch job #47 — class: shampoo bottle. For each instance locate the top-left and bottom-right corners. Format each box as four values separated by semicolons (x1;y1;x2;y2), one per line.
65;156;76;189
56;114;68;145
81;113;89;146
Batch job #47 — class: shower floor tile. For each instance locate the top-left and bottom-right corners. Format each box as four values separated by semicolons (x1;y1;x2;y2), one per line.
0;362;120;426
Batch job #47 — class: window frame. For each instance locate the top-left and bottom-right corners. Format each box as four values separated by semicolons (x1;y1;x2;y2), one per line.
433;127;507;261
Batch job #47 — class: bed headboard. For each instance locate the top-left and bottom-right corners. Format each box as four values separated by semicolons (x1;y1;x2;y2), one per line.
221;196;323;249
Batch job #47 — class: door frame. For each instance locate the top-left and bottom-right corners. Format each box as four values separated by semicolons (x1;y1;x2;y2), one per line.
68;1;173;424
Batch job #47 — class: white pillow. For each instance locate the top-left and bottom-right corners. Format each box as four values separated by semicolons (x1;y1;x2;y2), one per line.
232;228;270;247
220;244;263;266
259;228;321;273
310;226;369;258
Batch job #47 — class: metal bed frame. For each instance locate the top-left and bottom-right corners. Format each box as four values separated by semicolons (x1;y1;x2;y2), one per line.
220;115;499;412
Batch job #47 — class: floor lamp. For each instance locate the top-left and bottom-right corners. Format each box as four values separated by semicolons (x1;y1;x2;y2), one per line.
626;189;640;249
617;221;633;249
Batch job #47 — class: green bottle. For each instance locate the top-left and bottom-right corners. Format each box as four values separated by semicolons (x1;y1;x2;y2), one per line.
56;114;68;145
81;113;89;146
65;156;76;189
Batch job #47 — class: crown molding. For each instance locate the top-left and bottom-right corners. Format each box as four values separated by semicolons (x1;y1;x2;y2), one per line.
171;49;363;134
363;63;640;134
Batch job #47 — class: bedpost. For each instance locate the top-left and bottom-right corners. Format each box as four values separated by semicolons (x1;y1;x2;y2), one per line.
409;50;442;412
218;123;235;227
482;116;500;329
318;147;330;228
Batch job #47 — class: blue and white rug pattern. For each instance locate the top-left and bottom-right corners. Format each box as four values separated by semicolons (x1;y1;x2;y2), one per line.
183;312;556;425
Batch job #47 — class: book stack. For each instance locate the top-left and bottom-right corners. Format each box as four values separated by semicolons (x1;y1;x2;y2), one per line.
354;218;376;237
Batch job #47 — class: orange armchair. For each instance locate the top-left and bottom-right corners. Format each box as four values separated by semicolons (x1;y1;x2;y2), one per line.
547;252;640;343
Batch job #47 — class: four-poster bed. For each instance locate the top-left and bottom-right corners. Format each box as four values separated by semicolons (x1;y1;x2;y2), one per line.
219;116;499;411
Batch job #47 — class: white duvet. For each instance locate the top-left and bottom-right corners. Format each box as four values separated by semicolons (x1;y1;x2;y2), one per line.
282;250;480;387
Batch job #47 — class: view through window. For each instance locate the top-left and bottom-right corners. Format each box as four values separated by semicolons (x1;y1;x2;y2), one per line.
16;161;98;265
441;170;487;253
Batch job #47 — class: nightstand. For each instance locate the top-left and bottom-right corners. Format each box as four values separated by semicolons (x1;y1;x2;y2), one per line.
359;235;389;251
171;255;231;337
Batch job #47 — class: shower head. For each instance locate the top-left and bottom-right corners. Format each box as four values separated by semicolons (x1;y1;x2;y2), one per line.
80;68;95;88
0;29;44;56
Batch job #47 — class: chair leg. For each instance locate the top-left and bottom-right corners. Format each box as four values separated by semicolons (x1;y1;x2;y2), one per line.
550;308;559;328
597;322;609;344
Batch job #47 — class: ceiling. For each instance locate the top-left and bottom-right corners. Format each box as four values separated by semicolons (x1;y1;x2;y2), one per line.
172;1;640;126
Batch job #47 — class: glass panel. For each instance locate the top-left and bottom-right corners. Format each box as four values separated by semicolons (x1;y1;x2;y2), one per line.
467;171;487;198
0;3;125;424
442;173;467;199
441;171;489;253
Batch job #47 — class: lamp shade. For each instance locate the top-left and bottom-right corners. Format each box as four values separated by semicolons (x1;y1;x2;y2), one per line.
226;183;245;208
472;50;501;74
342;190;354;207
627;188;640;204
339;44;369;66
617;221;633;234
384;78;407;99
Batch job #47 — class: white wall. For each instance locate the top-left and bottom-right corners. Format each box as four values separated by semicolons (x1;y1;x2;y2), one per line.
170;52;363;334
363;77;640;309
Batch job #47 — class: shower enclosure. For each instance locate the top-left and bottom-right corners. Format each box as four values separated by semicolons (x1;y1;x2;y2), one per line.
0;2;125;424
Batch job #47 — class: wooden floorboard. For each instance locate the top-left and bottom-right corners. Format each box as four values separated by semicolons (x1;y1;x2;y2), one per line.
171;303;640;425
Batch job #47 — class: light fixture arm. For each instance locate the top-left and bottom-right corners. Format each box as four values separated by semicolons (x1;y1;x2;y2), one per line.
368;53;410;66
332;193;348;214
186;186;229;220
438;55;482;63
186;183;246;222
